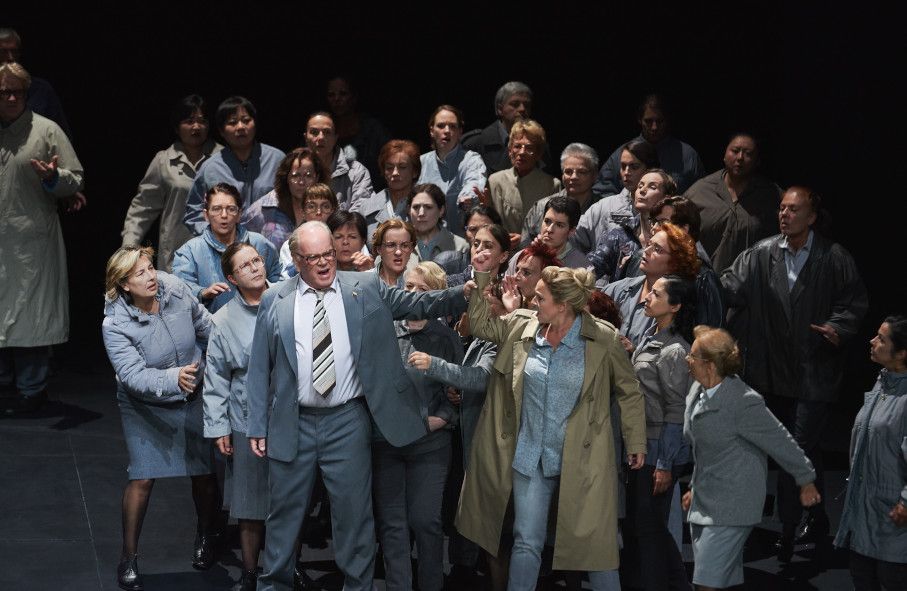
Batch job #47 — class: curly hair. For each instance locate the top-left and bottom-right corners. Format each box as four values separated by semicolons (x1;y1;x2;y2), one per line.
654;222;700;280
274;147;329;219
516;241;562;268
372;219;416;254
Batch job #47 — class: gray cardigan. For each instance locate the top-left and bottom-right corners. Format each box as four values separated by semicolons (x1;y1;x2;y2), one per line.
684;375;815;526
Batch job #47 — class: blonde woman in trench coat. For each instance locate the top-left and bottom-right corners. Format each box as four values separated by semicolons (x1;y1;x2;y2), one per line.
455;267;647;588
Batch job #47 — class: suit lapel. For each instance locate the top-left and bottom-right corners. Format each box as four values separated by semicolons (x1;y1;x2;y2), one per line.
338;273;363;357
277;277;299;377
769;241;792;321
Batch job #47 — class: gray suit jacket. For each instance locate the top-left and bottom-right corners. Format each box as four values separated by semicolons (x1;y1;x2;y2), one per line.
684;375;815;526
246;271;466;461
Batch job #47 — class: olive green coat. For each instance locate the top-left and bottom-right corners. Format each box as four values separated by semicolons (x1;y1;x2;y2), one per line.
455;272;647;571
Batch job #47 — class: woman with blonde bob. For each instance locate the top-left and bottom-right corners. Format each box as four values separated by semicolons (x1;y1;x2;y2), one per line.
102;246;219;590
456;264;647;590
682;326;819;590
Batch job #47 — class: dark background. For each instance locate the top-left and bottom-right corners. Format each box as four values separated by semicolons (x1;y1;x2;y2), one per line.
6;4;901;431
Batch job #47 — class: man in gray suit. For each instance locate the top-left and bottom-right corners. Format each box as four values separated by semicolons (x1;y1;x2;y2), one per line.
246;221;466;590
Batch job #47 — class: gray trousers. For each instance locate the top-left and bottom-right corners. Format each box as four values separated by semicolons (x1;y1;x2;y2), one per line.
258;399;375;591
372;436;450;591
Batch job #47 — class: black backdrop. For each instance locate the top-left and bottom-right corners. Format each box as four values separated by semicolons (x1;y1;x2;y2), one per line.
5;4;900;426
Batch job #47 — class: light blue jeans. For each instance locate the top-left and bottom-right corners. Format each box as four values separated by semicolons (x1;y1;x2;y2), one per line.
508;464;620;591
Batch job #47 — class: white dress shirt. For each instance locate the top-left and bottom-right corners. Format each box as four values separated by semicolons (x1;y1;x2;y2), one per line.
294;276;364;407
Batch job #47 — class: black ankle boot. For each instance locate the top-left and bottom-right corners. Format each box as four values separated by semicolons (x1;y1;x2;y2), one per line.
239;569;258;591
117;554;143;591
191;532;216;570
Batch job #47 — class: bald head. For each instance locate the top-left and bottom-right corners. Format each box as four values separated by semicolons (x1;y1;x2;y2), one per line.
289;222;336;288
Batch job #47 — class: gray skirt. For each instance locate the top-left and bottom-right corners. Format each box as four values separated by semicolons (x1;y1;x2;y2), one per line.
225;430;269;520
690;523;751;588
119;392;214;480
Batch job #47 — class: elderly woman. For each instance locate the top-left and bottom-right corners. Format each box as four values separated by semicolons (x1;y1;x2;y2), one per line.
203;242;271;591
0;62;84;414
572;139;660;254
240;147;329;251
604;223;701;348
834;316;907;589
303;110;373;211
589;168;676;284
372;261;463;591
456;265;647;590
684;133;782;272
487;119;561;235
356;139;420;240
521;142;602;247
371;219;418;287
173;183;281;313
409;183;470;262
682;326;818;590
183;96;285;235
328;210;374;272
102;246;220;590
418;105;487;236
121;94;222;271
623;275;696;591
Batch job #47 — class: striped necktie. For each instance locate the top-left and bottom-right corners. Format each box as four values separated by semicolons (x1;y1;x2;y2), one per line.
311;289;335;397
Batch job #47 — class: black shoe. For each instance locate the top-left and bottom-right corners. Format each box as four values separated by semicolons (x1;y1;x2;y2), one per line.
191;533;216;570
795;511;830;545
117;554;143;591
6;390;47;415
294;564;313;590
238;569;258;591
775;534;794;563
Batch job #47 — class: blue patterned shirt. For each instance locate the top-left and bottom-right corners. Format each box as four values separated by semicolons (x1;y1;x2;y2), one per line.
513;316;586;477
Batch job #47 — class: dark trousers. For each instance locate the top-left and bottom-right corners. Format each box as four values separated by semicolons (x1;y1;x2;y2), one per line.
622;465;691;591
372;438;450;591
768;396;829;528
849;550;907;591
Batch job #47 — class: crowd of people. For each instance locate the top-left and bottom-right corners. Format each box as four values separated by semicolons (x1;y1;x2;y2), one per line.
1;24;904;591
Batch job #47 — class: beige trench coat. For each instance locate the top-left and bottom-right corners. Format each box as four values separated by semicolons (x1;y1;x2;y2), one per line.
0;111;83;348
455;272;646;571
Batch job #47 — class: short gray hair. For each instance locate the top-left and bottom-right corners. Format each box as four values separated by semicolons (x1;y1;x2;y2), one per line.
494;81;532;115
0;62;31;89
288;221;331;255
560;142;600;172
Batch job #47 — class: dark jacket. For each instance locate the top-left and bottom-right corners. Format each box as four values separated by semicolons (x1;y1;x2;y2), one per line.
721;232;868;402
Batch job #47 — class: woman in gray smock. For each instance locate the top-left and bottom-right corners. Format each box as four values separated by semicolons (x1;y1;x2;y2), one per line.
120;94;221;271
835;316;907;590
101;246;219;591
202;242;271;591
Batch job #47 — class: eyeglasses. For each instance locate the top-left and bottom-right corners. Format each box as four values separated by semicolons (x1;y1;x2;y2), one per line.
685;353;708;362
289;171;316;184
645;242;670;255
208;205;240;215
292;249;336;265
304;202;335;213
0;89;26;100
381;241;413;252
233;256;264;275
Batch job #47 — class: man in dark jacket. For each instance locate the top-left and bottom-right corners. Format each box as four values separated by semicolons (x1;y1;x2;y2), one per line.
721;186;868;561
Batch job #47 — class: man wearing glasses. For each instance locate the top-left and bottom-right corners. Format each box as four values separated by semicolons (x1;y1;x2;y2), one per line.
246;221;467;590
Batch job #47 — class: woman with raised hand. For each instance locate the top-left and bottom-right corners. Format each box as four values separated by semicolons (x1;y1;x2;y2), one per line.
457;264;646;590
